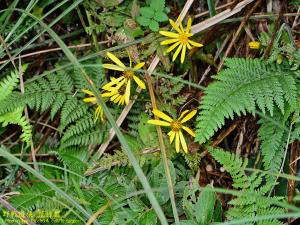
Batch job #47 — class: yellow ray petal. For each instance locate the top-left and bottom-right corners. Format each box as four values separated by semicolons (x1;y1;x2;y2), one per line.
133;62;145;70
180;44;187;63
82;89;94;96
152;109;173;122
106;52;126;68
187;42;193;50
169;131;175;144
133;75;146;89
172;44;183;61
126;50;132;68
83;97;96;103
101;92;115;97
177;17;184;33
159;31;179;38
182;125;195;137
110;94;119;101
102;76;124;90
178;110;189;120
179;131;188;153
160;38;179;45
114;79;127;90
95;105;104;121
180;110;197;123
148;120;171;126
118;96;125;105
125;79;131;105
102;64;125;72
175;132;180;153
188;40;203;47
166;41;181;53
186;18;192;33
100;93;109;98
114;95;122;104
169;19;181;33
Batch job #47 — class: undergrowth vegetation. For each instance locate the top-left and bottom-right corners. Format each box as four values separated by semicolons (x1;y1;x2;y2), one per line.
0;0;300;225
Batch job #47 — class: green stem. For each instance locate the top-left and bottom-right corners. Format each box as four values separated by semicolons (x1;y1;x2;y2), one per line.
85;10;100;52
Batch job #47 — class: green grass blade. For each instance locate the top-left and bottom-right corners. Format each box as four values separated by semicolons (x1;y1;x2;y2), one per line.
4;0;38;42
0;0;20;33
0;0;82;71
5;0;70;49
207;0;216;17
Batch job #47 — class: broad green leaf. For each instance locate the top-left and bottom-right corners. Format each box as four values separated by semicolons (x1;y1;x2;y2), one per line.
150;161;176;204
137;16;151;26
149;20;159;32
155;11;168;22
128;197;147;213
140;7;155;18
195;188;216;225
150;0;165;11
138;113;159;147
182;179;199;220
139;209;157;225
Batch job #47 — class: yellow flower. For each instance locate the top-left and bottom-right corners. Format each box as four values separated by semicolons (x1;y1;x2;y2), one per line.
159;17;203;63
82;89;104;122
248;41;260;49
148;109;197;153
102;52;146;105
102;79;127;106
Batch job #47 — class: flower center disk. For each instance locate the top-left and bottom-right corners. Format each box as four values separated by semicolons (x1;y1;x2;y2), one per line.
123;70;134;79
171;120;182;132
179;33;189;44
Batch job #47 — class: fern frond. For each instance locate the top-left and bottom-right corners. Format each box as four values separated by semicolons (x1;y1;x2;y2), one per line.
57;147;88;172
208;147;249;189
127;103;145;137
0;69;20;101
183;152;202;173
0;66;32;144
257;112;288;184
61;115;95;142
60;128;106;148
196;58;297;143
59;97;88;131
50;93;67;120
209;147;285;224
0;107;32;144
24;70;75;115
156;75;187;117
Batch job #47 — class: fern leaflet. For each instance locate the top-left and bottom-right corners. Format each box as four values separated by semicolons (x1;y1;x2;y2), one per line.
196;58;297;143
